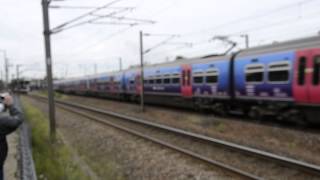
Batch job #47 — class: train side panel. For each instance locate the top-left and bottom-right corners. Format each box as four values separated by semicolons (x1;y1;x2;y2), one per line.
144;66;182;97
234;51;295;102
293;48;320;104
191;60;230;99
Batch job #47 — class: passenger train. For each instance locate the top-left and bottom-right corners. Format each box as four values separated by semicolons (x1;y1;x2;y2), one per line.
54;36;320;124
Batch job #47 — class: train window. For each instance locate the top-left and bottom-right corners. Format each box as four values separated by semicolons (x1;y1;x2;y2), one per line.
206;69;219;84
245;64;264;83
313;56;320;85
156;79;162;84
164;78;170;84
193;76;203;84
268;61;290;83
206;76;218;83
130;80;135;84
298;57;306;85
149;79;154;84
193;71;203;84
172;78;180;84
163;74;170;84
144;80;148;84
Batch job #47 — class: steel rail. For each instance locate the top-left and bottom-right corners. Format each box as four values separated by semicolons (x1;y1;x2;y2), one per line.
28;95;260;179
60;104;260;180
29;94;320;177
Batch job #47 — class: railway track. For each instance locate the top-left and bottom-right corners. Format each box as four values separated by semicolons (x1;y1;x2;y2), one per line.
28;94;320;179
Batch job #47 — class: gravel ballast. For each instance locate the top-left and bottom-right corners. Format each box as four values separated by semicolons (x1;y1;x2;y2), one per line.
56;94;320;166
24;96;236;180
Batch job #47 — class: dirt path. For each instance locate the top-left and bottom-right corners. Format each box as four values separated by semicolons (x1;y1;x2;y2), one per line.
4;132;19;180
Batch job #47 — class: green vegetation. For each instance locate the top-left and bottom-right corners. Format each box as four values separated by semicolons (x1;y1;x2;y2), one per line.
38;90;67;100
288;141;297;149
22;98;88;180
215;122;226;133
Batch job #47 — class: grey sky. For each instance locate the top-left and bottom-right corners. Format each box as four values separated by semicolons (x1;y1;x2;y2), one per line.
1;0;320;79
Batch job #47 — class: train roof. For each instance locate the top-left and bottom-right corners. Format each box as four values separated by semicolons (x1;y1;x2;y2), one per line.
56;35;320;84
237;35;320;58
128;54;230;71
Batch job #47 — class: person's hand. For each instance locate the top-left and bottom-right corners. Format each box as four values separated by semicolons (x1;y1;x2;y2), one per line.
3;95;13;107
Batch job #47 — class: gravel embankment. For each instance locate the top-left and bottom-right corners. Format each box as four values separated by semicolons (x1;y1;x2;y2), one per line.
24;96;236;180
57;94;320;166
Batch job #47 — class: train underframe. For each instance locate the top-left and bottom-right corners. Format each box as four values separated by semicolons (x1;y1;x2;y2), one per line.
57;89;318;125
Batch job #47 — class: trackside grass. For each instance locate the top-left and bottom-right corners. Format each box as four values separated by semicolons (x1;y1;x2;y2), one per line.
21;98;89;180
37;90;68;100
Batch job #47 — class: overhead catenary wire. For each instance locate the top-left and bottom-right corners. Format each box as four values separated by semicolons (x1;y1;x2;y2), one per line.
182;0;317;37
227;9;320;37
53;0;320;74
51;0;124;33
50;5;135;10
145;1;320;60
143;34;179;54
91;15;156;24
54;0;176;60
89;21;139;26
51;6;134;34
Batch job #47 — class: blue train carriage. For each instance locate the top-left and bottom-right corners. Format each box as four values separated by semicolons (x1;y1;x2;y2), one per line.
63;78;80;94
189;56;231;112
233;35;320;121
234;51;294;100
234;50;295;119
91;71;122;99
53;79;61;92
108;71;125;99
143;64;183;106
139;55;231;108
123;68;140;101
85;73;106;96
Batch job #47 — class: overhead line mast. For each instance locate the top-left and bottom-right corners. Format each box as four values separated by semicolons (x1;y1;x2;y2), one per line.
41;0;155;141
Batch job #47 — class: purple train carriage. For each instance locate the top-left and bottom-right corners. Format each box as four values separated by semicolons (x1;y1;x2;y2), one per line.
54;36;320;124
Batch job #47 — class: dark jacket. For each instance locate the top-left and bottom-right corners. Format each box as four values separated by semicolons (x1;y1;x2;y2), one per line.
0;106;23;167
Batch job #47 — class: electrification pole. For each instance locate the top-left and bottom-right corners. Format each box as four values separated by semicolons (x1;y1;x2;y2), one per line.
119;57;122;71
16;65;20;90
42;0;56;142
0;50;9;89
241;34;249;49
5;58;9;89
139;31;145;112
40;0;154;140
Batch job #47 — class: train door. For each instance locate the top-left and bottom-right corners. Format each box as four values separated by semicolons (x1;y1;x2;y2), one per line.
181;65;192;97
294;50;311;103
121;73;126;94
135;73;141;95
110;76;115;93
310;49;320;103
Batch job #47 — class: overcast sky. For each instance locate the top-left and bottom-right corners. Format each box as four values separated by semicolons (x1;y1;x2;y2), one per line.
1;0;320;79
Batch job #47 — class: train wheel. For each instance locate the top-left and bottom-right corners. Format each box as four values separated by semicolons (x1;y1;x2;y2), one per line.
248;107;262;121
287;110;308;126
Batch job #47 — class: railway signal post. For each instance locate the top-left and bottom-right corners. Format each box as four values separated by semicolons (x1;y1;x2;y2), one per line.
41;0;56;142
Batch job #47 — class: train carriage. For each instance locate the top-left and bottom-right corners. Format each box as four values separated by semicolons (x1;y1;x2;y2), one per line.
233;36;320;123
54;35;320;124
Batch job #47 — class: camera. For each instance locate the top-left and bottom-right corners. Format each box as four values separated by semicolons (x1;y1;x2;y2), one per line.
0;95;5;112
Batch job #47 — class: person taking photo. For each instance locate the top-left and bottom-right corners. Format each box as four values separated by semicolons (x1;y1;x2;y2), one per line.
0;94;23;180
